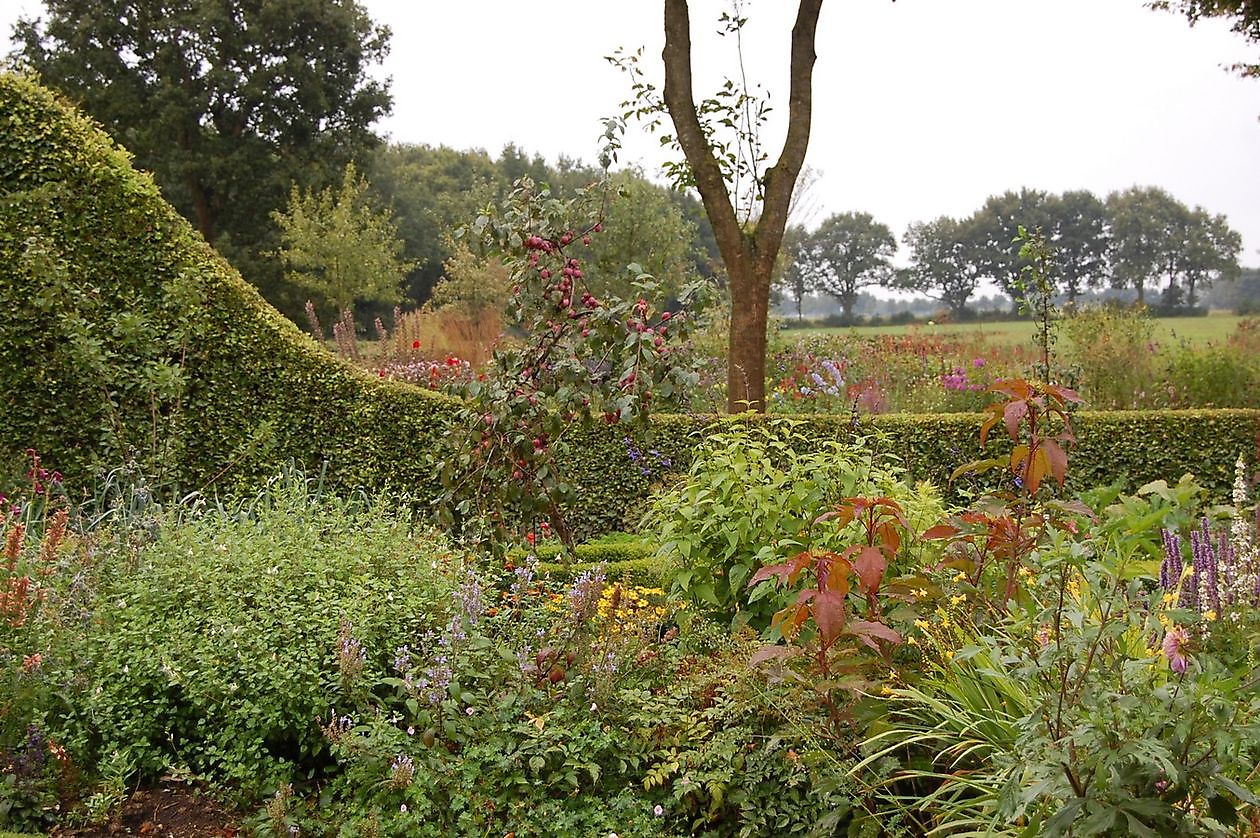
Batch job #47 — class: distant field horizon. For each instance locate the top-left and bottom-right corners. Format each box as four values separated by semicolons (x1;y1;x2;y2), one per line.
783;312;1246;347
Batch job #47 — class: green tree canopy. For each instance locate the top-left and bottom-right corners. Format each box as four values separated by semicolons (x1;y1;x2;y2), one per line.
368;143;504;305
970;188;1054;299
1105;186;1242;307
790;211;896;322
575;169;702;301
898;216;989;318
1050;189;1111;304
1176;206;1242;306
11;0;392;313
272;163;413;316
1151;0;1260;76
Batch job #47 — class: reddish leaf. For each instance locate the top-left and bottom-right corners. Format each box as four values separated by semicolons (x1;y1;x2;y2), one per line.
819;557;852;594
1003;400;1028;442
1041;438;1068;487
922;524;959;540
846;619;902;652
812;589;847;647
989;379;1031;400
979;409;1002;446
749;563;791;588
853;545;888;595
1010;443;1030;475
875;521;902;554
1045;383;1084;404
1027;447;1051;496
818;505;856;528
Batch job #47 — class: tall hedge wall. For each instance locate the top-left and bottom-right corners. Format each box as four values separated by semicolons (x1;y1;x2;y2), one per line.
1;73;1256;531
0;73;454;499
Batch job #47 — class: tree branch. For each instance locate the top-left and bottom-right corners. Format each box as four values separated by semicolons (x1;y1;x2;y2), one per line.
662;0;745;271
753;0;822;273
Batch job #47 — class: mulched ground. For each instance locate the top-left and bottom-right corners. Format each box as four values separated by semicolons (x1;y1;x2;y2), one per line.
51;783;240;838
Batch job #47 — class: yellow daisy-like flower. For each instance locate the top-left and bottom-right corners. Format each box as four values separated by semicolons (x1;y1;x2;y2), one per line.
1204;609;1217;622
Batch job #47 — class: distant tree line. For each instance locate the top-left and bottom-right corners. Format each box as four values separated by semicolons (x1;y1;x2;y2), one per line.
9;0;719;327
779;187;1245;321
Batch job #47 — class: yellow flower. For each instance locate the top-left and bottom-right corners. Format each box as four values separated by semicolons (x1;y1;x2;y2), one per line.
949;594;966;606
906;636;918;646
913;619;930;631
1204;609;1217;622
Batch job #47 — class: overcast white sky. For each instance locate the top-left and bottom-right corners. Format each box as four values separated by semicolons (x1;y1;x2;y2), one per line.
5;0;1259;265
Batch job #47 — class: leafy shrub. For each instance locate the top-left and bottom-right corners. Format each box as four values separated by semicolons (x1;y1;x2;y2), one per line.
649;419;944;628
46;476;456;797
848;385;1260;835
1162;342;1260;408
1061;305;1157;408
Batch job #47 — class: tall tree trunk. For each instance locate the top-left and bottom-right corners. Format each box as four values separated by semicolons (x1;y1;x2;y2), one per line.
661;0;822;413
728;260;770;410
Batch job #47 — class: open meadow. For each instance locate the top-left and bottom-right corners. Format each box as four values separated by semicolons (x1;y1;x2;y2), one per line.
794;312;1247;347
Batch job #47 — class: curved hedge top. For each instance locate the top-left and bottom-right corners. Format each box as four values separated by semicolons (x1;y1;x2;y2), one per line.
1;73;1256;531
0;72;453;497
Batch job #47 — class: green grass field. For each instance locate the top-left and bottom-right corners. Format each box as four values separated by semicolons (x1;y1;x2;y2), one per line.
790;312;1246;347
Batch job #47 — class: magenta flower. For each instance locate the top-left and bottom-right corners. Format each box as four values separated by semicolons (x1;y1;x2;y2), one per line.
1163;625;1191;674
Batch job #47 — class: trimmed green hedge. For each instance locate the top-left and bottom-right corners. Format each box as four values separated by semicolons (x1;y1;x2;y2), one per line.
2;73;1256;535
0;72;453;499
559;409;1260;537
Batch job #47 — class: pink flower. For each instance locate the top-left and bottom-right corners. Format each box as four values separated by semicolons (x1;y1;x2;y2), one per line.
1163;625;1191;674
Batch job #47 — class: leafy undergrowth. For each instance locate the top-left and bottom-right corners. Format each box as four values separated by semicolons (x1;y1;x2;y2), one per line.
3;411;1259;836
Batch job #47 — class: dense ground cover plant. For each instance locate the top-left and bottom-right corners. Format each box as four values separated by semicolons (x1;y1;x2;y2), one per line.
1;466;459;831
